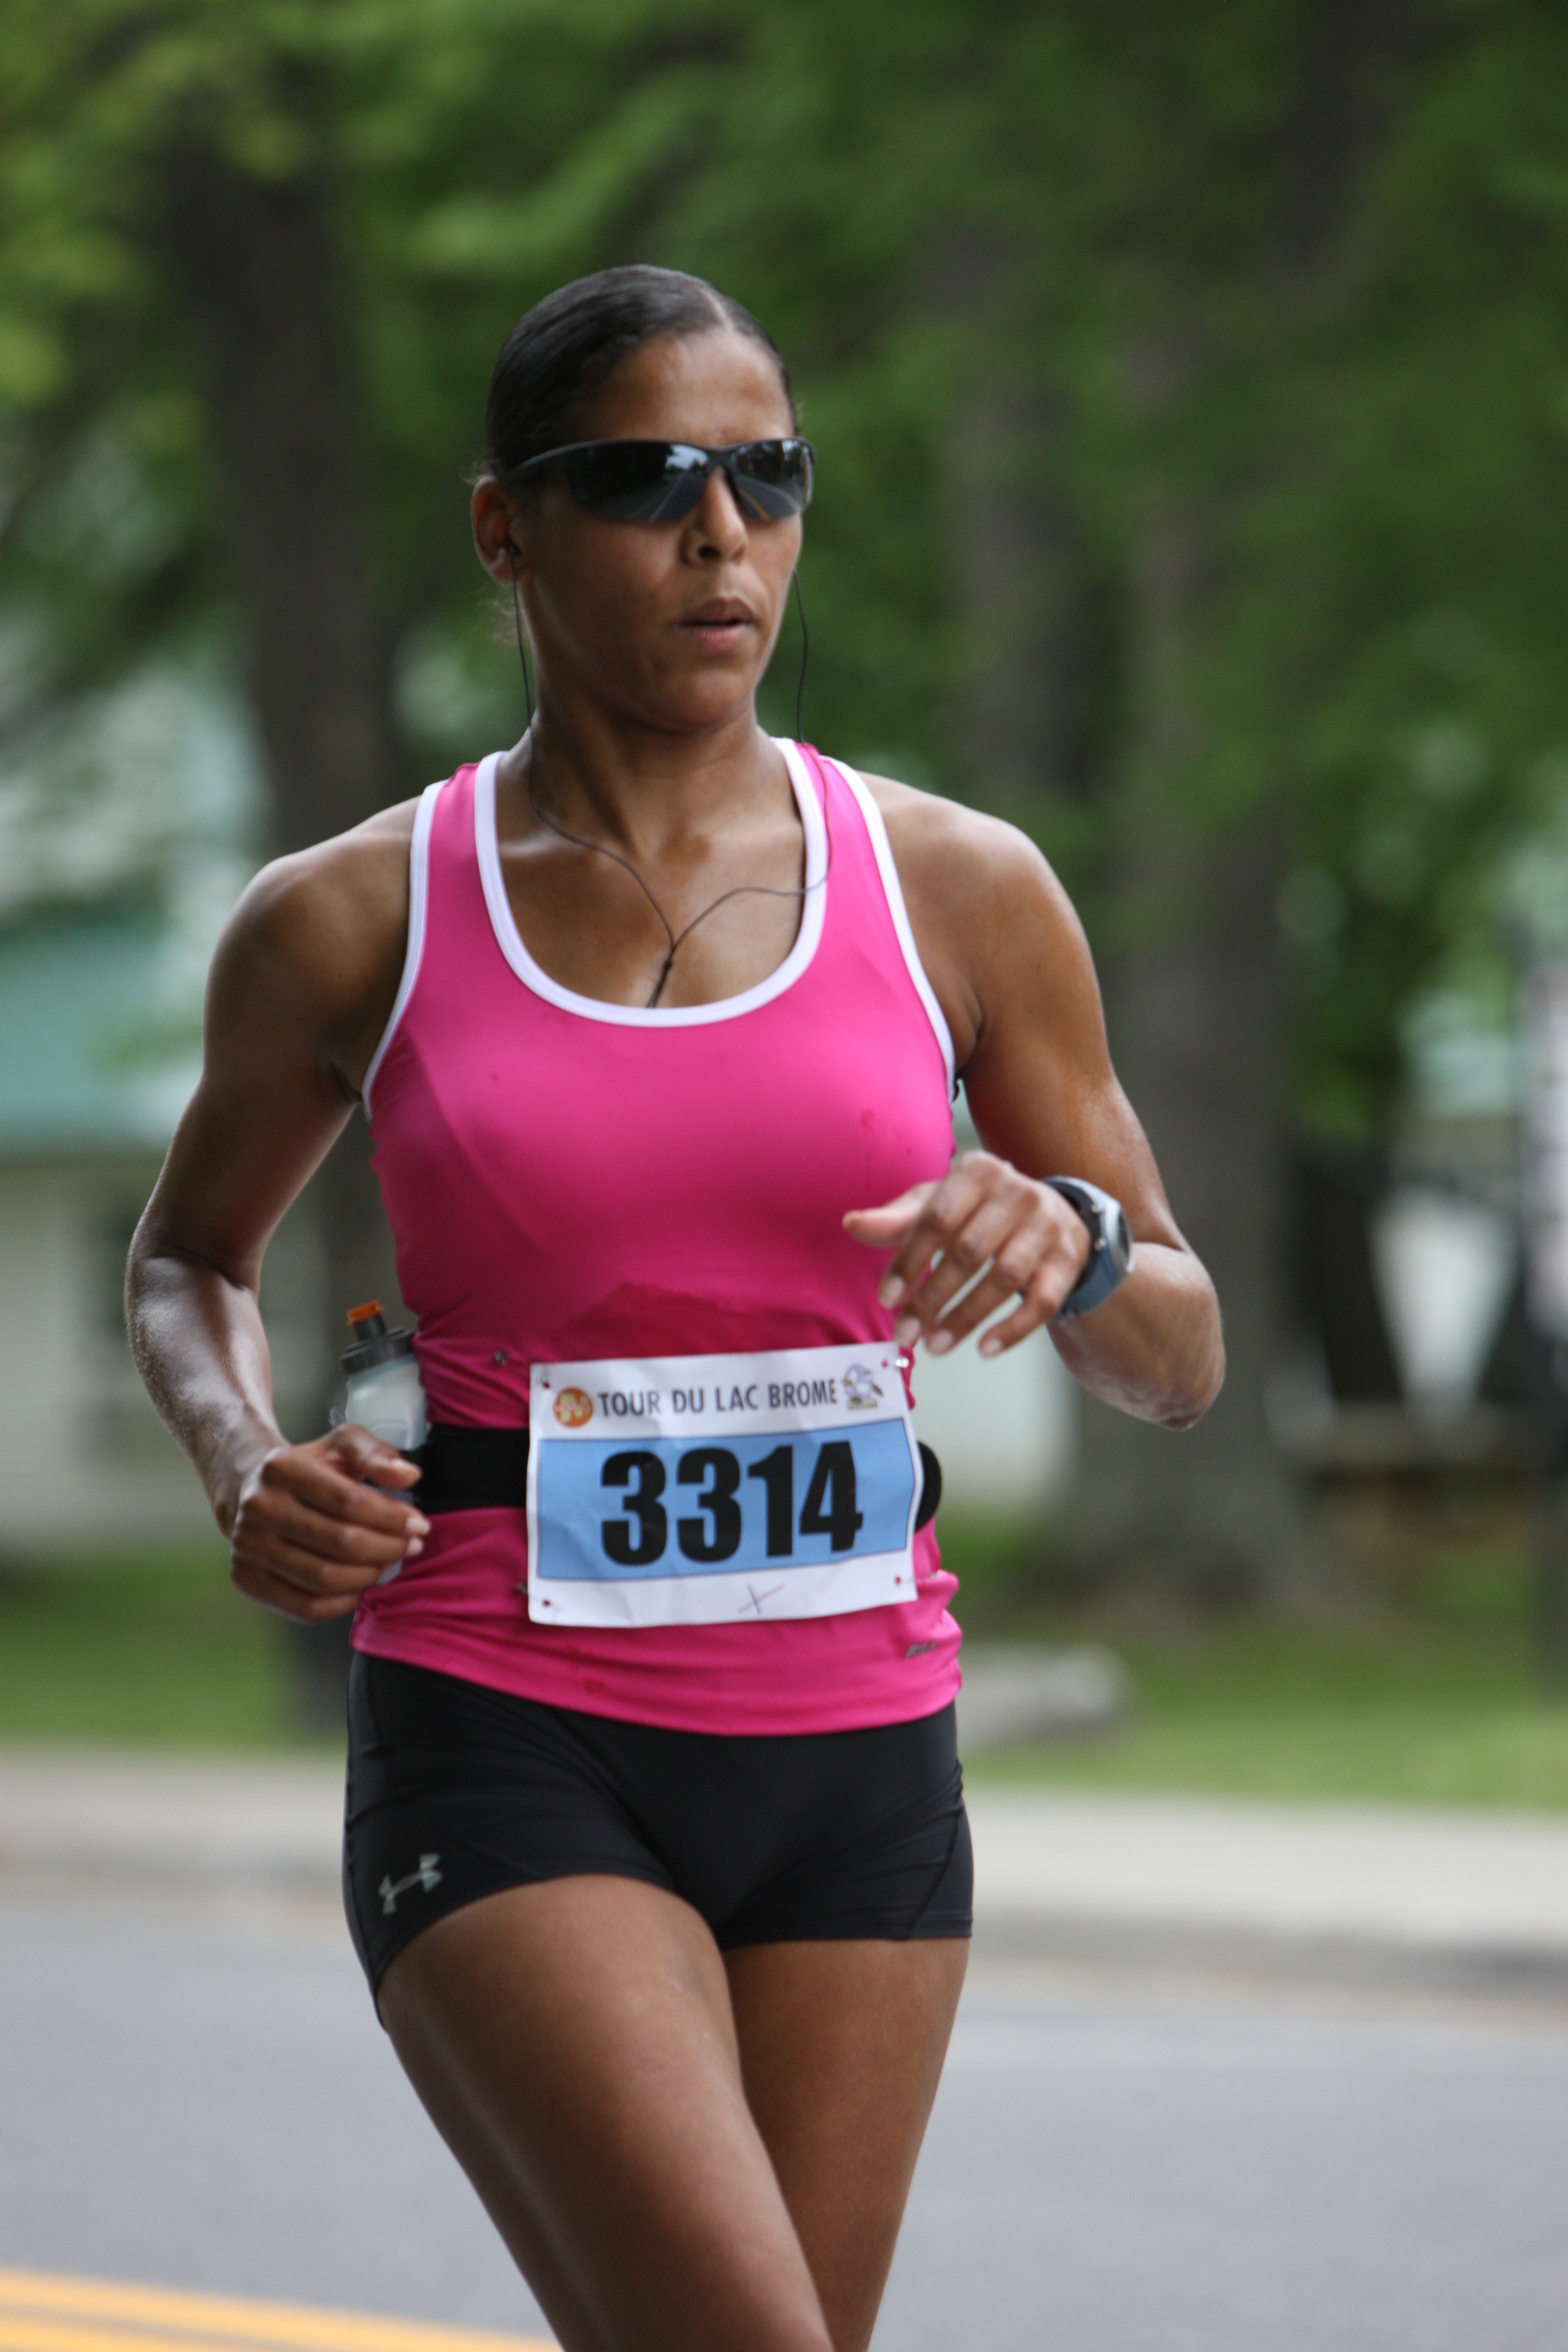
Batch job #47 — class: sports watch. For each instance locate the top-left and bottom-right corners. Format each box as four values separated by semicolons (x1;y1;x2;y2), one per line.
1044;1177;1135;1320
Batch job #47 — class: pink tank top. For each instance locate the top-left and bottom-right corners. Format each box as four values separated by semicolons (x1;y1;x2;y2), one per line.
351;741;961;1734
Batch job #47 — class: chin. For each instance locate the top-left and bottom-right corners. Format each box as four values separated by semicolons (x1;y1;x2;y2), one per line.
641;678;765;736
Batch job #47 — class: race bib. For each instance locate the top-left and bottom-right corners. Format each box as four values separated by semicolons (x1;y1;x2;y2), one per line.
526;1343;919;1628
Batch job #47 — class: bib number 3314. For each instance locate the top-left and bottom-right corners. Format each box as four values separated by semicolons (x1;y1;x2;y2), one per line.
526;1344;921;1628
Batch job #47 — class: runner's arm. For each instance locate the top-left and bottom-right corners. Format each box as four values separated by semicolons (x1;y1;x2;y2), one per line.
846;788;1222;1429
127;828;430;1620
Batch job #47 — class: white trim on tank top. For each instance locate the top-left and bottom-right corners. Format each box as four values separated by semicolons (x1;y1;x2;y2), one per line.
362;776;443;1117
831;759;957;1096
472;739;830;1028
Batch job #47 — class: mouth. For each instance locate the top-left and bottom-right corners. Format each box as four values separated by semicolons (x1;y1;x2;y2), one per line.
675;596;756;650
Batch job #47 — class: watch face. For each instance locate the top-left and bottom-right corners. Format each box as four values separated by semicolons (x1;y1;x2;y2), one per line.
1107;1201;1133;1274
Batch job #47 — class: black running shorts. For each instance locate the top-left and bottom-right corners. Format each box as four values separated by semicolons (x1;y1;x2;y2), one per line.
343;1653;973;1996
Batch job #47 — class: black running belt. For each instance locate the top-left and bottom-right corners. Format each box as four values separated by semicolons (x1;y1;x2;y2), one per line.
409;1424;944;1530
409;1425;531;1512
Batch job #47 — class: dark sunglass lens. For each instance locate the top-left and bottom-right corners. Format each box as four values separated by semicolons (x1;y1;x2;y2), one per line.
730;441;814;520
564;443;709;520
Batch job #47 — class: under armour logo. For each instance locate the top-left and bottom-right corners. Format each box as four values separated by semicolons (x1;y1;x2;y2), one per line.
379;1854;442;1915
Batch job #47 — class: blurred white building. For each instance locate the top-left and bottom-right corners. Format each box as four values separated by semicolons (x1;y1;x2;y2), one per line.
0;906;323;1554
912;1328;1074;1512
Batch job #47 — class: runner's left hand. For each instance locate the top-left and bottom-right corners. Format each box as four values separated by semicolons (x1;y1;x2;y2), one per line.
844;1152;1092;1358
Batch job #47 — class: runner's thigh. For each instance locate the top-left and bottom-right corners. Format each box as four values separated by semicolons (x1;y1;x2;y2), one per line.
726;1937;968;2352
377;1873;833;2352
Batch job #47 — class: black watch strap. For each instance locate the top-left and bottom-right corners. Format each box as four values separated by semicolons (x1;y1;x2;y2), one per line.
1045;1177;1135;1320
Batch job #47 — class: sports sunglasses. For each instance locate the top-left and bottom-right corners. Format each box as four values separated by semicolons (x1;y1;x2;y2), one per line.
510;437;814;523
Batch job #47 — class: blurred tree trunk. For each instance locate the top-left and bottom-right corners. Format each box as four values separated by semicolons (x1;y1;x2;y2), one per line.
951;384;1107;817
1064;489;1323;1603
161;126;406;1718
162;136;397;853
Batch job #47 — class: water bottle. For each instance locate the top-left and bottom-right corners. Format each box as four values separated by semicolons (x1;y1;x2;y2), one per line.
340;1301;427;1452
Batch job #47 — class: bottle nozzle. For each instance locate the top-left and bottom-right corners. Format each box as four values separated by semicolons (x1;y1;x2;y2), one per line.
340;1299;415;1379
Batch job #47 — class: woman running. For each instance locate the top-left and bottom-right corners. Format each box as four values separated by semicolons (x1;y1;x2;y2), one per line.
128;265;1222;2352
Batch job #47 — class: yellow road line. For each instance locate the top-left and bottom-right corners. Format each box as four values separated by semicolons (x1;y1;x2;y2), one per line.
0;2275;553;2352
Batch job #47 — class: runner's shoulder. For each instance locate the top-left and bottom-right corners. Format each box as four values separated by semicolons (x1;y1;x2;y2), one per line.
854;768;1081;952
210;800;420;1023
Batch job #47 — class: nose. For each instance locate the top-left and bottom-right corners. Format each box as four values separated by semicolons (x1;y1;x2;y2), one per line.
683;466;749;560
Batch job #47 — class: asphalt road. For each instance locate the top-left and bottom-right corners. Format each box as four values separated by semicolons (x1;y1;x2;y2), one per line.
2;1882;1566;2352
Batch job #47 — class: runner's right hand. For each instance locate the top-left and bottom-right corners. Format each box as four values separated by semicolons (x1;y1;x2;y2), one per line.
226;1427;428;1622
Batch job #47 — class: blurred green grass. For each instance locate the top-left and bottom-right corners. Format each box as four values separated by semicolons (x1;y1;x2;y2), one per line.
2;1527;1566;1810
0;1548;302;1746
965;1621;1568;1808
942;1514;1568;1811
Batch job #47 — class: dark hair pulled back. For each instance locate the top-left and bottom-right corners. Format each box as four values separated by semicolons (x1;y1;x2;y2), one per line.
484;265;795;483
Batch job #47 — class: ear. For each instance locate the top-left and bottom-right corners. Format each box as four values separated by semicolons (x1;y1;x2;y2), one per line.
471;478;528;584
